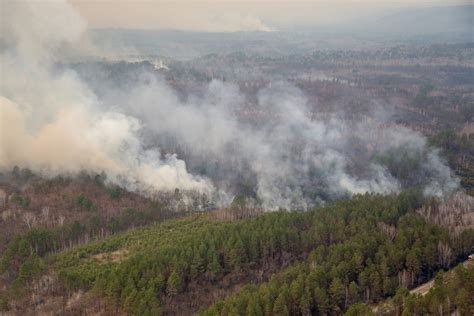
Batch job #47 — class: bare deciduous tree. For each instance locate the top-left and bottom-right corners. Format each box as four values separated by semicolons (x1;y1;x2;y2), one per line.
437;241;453;268
41;206;50;224
22;211;37;229
378;222;397;241
58;214;65;226
417;193;474;235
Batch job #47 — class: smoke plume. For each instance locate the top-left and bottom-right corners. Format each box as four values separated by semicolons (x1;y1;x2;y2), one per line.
0;0;459;210
0;0;211;195
101;77;458;209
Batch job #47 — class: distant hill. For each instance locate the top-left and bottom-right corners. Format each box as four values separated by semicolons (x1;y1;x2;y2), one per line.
86;29;319;60
84;6;472;59
363;5;473;41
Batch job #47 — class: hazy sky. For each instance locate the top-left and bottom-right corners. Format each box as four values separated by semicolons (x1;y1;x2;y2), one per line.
70;0;471;32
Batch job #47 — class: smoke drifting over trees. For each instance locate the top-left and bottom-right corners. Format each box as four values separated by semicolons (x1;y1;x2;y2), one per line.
0;0;211;195
0;0;460;210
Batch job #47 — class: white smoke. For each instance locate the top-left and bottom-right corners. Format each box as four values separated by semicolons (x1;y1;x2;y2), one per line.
0;0;211;195
0;0;459;210
209;13;274;32
99;76;458;209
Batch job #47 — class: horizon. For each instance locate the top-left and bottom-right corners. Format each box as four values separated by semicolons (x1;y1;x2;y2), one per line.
70;1;473;32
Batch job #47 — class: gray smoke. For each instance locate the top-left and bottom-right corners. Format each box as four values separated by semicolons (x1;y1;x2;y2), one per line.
0;0;212;195
98;75;459;209
0;0;459;210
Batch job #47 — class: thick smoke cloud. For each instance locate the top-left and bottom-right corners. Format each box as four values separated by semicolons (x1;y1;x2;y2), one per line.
103;77;458;209
0;0;211;194
0;0;459;210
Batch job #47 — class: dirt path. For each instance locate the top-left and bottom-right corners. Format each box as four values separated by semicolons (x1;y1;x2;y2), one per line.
409;279;434;296
409;259;472;296
373;259;472;314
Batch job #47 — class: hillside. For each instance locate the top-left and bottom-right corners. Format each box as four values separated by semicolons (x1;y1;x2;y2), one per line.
1;193;473;314
0;170;193;254
2;1;474;315
370;5;473;39
372;260;474;315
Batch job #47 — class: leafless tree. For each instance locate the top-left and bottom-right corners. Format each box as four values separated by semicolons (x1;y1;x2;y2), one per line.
398;270;410;288
22;211;37;229
437;241;453;269
58;214;65;226
41;206;50;224
1;209;14;221
378;222;397;241
417;193;474;236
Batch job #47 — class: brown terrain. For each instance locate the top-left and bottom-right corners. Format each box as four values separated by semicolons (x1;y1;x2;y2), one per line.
0;174;181;254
